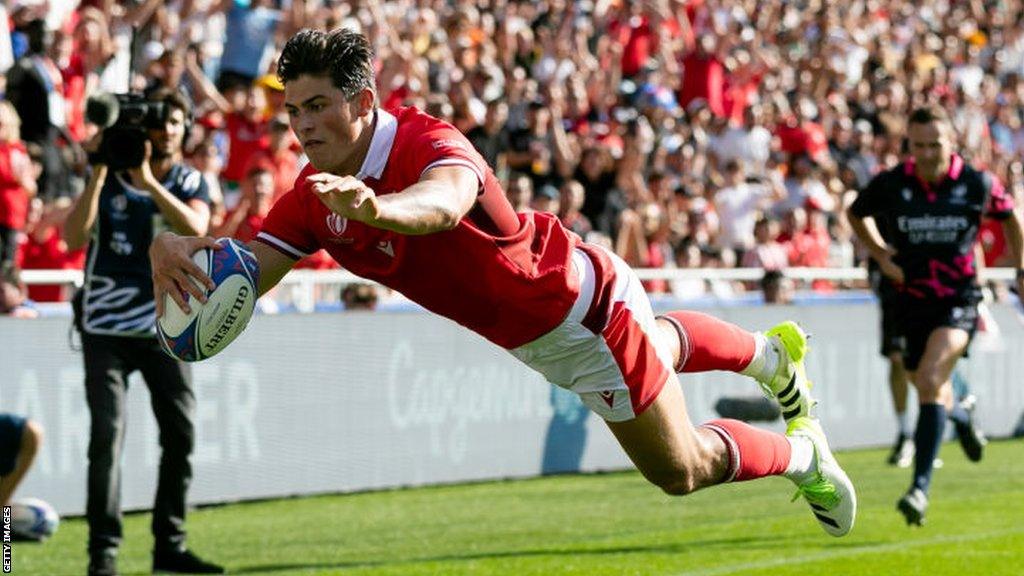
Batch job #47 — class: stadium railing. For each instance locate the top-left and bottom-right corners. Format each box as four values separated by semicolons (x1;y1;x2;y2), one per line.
20;267;1021;313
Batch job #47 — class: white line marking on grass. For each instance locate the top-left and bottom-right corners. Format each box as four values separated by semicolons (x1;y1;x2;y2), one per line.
671;528;1024;576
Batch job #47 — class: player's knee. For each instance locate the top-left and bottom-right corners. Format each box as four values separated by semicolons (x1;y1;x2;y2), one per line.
655;317;682;371
647;464;704;496
657;479;698;496
913;370;945;395
22;420;43;453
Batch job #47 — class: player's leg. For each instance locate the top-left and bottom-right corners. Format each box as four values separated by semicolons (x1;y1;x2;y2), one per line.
898;326;969;526
886;352;915;467
603;380;858;538
651;311;854;536
655;311;813;422
602;373;816;495
946;305;986;462
528;246;854;535
0;414;43;505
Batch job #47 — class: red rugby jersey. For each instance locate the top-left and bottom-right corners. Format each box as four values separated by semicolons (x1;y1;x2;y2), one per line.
257;107;581;348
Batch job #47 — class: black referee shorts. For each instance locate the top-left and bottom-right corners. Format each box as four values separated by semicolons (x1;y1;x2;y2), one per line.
897;303;979;372
879;298;906;358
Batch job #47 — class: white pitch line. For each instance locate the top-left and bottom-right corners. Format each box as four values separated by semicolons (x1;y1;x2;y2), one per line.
671;528;1024;576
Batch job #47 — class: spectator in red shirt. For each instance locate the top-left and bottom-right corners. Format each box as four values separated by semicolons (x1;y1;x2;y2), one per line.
215;162;275;243
607;2;655;79
679;33;726;118
0;102;37;270
780;207;832;291
774;97;830;165
243;114;300;205
186;52;270;185
18;196;86;302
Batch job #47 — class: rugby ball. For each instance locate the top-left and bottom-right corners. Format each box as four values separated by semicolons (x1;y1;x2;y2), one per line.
9;497;59;541
157;237;259;361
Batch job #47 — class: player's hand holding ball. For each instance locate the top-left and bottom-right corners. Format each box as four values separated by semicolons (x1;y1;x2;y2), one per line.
152;234;260;361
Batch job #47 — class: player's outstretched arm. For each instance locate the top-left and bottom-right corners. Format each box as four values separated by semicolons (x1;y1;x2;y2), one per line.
309;165;477;235
247;241;297;297
150;231;220;317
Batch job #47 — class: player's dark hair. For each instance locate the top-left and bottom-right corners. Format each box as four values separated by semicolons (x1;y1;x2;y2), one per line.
908;105;951;128
277;28;375;99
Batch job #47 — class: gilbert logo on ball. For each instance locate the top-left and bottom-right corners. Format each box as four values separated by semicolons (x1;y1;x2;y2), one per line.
157;238;260;361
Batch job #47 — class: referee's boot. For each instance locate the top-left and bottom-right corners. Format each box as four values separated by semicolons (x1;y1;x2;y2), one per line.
886;433;915;468
953;394;987;462
897;488;928;526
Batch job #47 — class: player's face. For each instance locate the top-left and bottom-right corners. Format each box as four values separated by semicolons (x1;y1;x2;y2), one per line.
284;74;375;175
907;120;954;182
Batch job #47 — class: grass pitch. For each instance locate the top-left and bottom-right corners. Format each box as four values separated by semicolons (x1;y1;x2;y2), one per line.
12;440;1024;575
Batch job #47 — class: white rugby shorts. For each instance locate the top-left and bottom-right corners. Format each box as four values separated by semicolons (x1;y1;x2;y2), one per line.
510;245;675;422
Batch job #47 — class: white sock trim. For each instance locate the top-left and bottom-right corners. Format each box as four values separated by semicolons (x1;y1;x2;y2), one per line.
740;332;778;383
784;435;817;483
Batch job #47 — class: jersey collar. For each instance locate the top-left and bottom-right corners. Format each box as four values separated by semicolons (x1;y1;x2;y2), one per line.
903;153;964;182
903;154;964;202
356;109;398;181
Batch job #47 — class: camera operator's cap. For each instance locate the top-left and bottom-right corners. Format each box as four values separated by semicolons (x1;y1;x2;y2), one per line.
257;74;284;92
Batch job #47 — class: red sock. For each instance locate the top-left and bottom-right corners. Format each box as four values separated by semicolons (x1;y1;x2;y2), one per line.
701;419;791;482
659;311;756;373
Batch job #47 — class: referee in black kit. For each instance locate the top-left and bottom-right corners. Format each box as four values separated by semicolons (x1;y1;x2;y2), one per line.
848;104;1024;527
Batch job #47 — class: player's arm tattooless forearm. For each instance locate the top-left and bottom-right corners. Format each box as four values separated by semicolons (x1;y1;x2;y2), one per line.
374;166;477;235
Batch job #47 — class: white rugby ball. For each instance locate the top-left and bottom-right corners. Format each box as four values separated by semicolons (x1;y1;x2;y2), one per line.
9;497;59;541
157;238;259;362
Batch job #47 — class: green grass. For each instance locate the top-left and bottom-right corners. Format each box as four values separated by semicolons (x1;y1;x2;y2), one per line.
12;440;1024;575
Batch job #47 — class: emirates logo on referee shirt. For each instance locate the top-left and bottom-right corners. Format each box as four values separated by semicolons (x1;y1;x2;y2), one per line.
326;213;348;236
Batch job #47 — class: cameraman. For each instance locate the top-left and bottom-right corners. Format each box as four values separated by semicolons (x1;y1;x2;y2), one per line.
63;89;222;576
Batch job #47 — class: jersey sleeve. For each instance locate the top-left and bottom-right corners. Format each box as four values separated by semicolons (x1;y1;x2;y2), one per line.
849;171;891;219
983;172;1014;219
257;183;319;260
410;121;488;191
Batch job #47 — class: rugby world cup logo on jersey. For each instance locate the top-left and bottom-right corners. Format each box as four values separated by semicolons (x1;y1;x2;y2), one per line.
326;213;348;236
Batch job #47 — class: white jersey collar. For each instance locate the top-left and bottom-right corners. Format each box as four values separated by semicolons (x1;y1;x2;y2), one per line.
356;108;398;181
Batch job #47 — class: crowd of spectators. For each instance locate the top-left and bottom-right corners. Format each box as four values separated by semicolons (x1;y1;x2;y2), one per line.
2;0;1024;311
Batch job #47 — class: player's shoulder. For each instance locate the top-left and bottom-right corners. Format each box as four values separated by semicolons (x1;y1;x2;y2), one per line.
863;163;905;189
391;106;471;148
956;160;993;188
